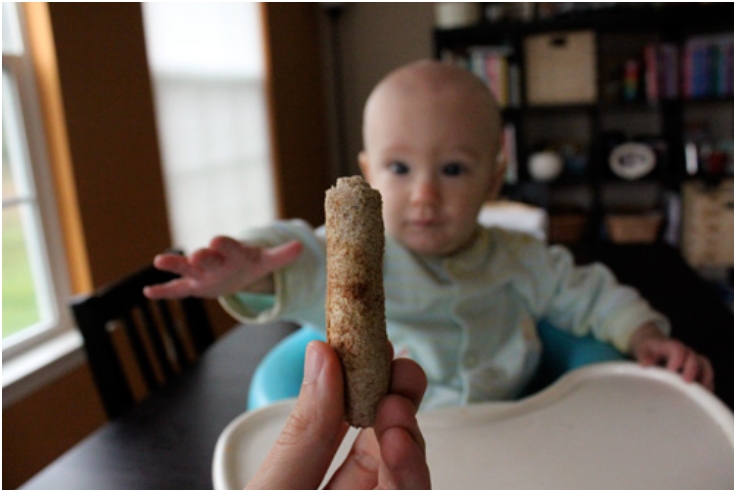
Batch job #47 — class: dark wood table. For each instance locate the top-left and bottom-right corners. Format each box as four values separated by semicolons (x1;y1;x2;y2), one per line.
21;322;299;490
21;244;733;489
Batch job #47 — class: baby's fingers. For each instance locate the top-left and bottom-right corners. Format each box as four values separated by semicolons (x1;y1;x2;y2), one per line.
144;254;201;299
143;278;197;299
680;352;701;383
663;343;687;373
692;356;715;391
260;240;304;274
680;353;715;391
642;341;716;391
152;253;194;277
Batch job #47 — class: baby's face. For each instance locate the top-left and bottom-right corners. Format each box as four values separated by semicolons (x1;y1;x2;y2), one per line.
360;80;501;257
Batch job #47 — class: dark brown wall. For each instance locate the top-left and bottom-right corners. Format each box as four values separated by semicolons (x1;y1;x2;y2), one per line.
262;3;332;227
48;2;172;288
3;365;107;489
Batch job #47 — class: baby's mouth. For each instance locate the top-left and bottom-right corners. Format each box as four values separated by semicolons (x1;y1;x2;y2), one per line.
407;218;441;228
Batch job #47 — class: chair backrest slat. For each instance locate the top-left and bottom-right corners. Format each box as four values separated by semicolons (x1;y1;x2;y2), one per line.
182;297;215;355
138;301;176;379
71;300;136;417
120;309;161;394
156;300;191;368
72;253;215;419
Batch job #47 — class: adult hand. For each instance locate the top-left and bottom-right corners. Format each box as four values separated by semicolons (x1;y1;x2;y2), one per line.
246;341;431;489
630;323;715;391
142;236;302;299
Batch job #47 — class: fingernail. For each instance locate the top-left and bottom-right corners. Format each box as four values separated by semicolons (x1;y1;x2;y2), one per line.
303;342;325;384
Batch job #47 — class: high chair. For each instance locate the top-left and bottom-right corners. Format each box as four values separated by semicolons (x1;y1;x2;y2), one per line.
246;320;624;411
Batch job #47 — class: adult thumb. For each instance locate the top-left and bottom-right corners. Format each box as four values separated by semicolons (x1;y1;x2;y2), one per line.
246;341;346;489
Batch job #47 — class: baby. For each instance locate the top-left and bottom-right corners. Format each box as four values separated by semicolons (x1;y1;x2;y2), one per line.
145;60;713;410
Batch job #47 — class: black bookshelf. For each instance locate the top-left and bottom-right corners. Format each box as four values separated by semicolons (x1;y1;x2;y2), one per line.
434;2;734;245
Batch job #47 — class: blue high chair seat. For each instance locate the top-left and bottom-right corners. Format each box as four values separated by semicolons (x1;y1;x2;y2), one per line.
247;325;325;411
247;321;624;411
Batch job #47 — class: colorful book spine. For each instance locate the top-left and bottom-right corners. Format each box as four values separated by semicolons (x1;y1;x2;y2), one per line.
644;44;659;104
681;35;734;99
465;45;516;108
660;44;679;99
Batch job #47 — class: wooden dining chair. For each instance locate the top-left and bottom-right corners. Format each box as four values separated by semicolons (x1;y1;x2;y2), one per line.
71;253;215;419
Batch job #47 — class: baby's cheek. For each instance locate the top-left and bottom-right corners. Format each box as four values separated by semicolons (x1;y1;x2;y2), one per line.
381;210;402;235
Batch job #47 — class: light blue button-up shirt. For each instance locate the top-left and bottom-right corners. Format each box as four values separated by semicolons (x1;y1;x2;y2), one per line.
221;220;669;411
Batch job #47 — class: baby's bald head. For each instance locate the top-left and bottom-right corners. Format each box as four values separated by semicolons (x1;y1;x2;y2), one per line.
363;60;502;154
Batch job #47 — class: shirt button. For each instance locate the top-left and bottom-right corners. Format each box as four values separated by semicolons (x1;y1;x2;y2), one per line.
464;353;478;368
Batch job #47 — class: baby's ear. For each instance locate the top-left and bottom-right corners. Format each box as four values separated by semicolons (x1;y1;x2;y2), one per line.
358;151;371;181
487;155;507;200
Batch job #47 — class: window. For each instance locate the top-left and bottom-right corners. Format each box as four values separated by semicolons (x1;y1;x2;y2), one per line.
2;3;73;358
142;3;276;252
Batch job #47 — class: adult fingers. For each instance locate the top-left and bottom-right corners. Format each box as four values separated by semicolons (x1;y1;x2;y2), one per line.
326;357;429;490
327;395;430;490
377;423;431;489
390;358;427;410
374;360;430;489
246;341;347;490
325;429;381;490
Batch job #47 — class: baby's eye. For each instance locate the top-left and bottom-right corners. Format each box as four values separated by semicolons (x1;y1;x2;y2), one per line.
389;161;410;175
442;163;466;176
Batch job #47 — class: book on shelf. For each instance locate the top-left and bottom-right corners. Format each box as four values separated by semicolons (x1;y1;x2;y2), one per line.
681;34;733;100
502;123;518;184
642;35;732;103
643;42;680;103
659;44;680;100
441;45;521;108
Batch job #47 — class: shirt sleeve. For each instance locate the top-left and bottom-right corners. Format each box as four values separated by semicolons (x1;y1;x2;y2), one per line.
218;220;328;330
514;239;670;354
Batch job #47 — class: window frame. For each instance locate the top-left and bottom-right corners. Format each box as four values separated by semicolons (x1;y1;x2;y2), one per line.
2;3;75;361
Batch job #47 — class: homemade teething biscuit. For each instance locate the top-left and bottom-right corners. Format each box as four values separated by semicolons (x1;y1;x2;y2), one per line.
325;176;390;428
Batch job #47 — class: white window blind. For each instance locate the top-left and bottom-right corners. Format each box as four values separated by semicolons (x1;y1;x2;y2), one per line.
142;3;276;252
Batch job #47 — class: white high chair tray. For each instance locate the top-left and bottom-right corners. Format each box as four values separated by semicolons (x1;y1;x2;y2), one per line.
213;362;733;489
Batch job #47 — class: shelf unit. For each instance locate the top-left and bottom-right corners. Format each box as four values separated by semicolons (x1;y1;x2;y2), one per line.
434;3;734;246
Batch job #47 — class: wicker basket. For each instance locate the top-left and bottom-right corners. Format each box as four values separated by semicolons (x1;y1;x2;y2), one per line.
548;213;587;244
681;179;734;268
605;213;663;244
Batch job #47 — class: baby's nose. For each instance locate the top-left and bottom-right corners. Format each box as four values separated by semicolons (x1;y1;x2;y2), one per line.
410;179;441;206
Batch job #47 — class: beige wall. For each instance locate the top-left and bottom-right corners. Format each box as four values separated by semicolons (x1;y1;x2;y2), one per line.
320;3;436;177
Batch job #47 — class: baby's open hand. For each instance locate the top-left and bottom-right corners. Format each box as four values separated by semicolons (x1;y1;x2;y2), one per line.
143;236;303;299
630;324;715;391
